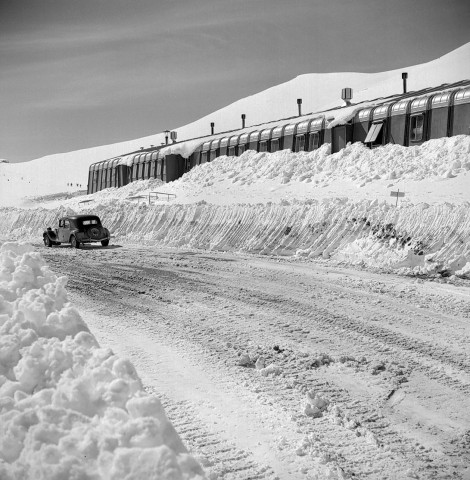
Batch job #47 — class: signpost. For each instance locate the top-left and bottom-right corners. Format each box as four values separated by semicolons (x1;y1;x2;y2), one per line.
390;189;405;206
149;192;176;204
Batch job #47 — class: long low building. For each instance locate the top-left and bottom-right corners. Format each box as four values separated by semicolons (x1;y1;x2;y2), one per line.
88;80;470;195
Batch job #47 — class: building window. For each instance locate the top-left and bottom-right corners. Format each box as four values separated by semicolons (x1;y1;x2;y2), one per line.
201;152;208;164
364;122;384;145
259;140;268;152
162;160;166;182
410;114;424;142
308;132;320;151
295;135;306;152
238;145;245;155
271;139;280;152
228;147;235;156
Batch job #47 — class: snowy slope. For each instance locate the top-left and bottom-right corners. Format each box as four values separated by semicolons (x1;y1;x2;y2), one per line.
1;42;469;206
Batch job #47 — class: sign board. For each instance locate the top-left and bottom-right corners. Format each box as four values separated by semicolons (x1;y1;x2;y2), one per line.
390;190;405;206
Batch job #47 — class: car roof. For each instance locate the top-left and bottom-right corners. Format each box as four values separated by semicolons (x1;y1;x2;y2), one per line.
60;215;101;220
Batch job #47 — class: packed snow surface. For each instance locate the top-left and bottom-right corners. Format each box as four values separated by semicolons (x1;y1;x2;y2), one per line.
0;243;204;480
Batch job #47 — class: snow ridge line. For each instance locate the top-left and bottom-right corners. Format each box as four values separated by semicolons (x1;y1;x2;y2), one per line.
2;198;470;276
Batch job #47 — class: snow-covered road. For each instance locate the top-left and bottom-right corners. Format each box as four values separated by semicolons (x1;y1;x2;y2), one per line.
40;243;470;480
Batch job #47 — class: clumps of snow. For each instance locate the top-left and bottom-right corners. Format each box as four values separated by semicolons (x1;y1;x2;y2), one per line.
307;353;335;369
236;351;282;376
259;363;283;377
455;262;470;279
237;353;252;367
326;405;360;430
371;362;386;375
294;433;351;479
181;135;470;190
304;390;330;418
325;405;380;447
159;139;205;159
0;243;204;480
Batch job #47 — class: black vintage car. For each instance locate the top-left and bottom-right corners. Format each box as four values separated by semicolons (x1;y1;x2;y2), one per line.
43;215;110;249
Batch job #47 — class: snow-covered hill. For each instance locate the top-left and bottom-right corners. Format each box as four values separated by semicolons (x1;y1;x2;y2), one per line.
1;42;469;206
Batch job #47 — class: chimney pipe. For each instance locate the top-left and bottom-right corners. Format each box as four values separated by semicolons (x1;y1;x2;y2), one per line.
210;122;215;135
164;130;170;145
241;114;246;129
341;88;353;106
402;72;408;94
297;98;302;116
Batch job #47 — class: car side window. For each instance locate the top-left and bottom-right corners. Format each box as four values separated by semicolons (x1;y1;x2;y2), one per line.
59;220;63;227
64;220;70;228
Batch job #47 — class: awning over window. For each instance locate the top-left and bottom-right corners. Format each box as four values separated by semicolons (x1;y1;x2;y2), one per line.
364;122;383;143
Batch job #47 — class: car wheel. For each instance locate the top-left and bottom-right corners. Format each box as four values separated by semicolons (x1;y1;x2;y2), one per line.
70;235;80;249
101;239;109;247
43;236;52;247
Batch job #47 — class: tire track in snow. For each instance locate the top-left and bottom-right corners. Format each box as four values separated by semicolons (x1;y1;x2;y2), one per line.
41;245;470;479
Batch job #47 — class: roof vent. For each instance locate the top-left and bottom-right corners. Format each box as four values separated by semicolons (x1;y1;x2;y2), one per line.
210;122;215;135
402;72;408;93
342;88;353;106
297;98;302;116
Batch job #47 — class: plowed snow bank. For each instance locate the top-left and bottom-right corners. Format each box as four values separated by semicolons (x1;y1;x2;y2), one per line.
1;136;470;277
1;198;469;277
0;243;204;480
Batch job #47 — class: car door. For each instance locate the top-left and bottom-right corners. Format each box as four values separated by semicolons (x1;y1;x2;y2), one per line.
57;219;65;242
61;219;71;243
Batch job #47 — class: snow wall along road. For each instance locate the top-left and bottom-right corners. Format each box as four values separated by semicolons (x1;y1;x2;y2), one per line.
1;197;470;278
1;137;470;278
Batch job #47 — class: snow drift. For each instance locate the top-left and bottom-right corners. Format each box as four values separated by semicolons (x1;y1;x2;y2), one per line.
0;243;205;480
1;136;469;278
